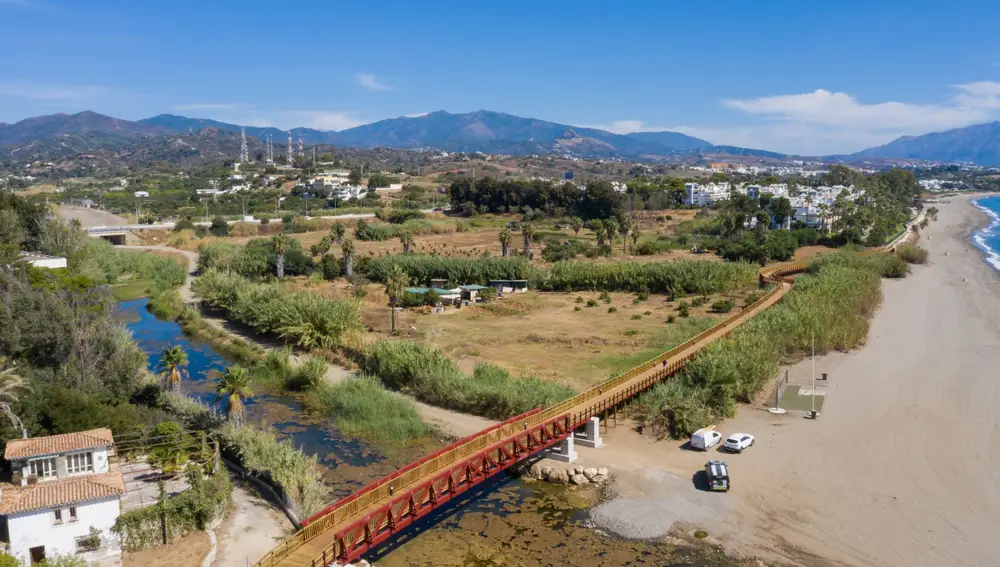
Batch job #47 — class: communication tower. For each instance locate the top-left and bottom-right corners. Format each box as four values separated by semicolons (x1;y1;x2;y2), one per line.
239;128;249;163
297;135;304;158
287;133;293;166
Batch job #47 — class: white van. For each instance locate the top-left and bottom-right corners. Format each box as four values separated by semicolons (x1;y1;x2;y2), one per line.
690;428;722;451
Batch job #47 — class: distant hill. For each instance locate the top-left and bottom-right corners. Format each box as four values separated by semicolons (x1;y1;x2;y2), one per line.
851;121;1000;165
0;111;168;146
139;114;331;145
328;110;711;157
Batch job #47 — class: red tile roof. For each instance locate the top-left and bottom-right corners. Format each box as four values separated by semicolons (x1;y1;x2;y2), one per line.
4;428;114;460
0;465;125;515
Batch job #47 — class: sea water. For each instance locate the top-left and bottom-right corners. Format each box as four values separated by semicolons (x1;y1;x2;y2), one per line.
972;195;1000;271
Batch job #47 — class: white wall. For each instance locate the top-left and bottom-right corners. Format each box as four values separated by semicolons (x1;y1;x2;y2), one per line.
17;447;110;481
26;257;67;270
7;497;120;564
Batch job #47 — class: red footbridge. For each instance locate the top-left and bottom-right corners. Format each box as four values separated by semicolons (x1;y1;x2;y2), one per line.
253;242;905;566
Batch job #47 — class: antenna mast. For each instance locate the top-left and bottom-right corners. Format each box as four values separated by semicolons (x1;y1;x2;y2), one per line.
297;135;304;158
239;127;249;163
287;132;293;166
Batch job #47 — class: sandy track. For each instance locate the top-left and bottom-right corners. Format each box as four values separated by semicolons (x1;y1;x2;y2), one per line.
57;204;128;227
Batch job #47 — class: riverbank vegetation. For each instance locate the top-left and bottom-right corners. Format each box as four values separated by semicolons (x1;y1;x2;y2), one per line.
362;340;574;420
193;269;364;350
305;375;430;446
635;251;909;438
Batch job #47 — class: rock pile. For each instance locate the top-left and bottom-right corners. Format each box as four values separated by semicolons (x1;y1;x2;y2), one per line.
527;462;608;485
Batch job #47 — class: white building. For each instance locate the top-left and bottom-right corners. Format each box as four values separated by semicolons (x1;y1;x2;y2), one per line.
0;429;124;565
18;253;67;269
133;191;149;198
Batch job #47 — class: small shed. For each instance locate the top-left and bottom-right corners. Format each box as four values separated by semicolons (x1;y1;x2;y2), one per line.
429;278;449;289
459;284;491;302
405;286;462;305
488;279;529;294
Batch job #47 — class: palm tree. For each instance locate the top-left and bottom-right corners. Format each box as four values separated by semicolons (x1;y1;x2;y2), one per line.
215;365;254;427
591;219;605;247
271;234;294;279
384;265;409;334
605;220;618;250
630;228;640;254
619;217;632;255
521;223;535;259
570;217;583;238
342;238;356;276
155;346;189;392
498;228;512;257
0;361;29;435
331;221;347;244
399;231;414;254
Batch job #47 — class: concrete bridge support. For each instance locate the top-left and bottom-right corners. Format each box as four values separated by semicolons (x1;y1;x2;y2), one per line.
547;436;577;463
575;416;603;448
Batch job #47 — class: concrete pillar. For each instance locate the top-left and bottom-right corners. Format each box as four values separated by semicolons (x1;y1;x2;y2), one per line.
576;417;603;448
548;437;577;463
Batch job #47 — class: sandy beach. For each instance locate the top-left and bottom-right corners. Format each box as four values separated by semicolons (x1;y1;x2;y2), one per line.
579;194;1000;566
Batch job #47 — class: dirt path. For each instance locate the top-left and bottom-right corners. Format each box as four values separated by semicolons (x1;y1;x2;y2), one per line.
213;484;290;567
580;197;1000;567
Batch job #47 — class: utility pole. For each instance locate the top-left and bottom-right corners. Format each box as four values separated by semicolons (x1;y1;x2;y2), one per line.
811;329;817;417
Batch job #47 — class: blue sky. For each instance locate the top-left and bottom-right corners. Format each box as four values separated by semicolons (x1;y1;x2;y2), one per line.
3;0;1000;154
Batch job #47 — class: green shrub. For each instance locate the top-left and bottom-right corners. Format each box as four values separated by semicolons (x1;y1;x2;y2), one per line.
896;244;929;265
586;299;598;307
710;299;735;313
575;296;584;303
666;315;676;323
635;290;650;302
600;292;612;303
630;314;641;320
319;254;341;280
679;305;690;318
81;240;187;292
574;305;582;311
608;306;618;313
210;216;229;237
362;341;574;419
354;219;396;241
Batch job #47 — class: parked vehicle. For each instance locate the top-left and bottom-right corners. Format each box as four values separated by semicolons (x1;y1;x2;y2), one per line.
723;433;755;453
705;460;730;492
690;427;722;451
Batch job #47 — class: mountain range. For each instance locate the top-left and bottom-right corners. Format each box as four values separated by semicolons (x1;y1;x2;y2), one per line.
0;110;745;163
5;109;1000;165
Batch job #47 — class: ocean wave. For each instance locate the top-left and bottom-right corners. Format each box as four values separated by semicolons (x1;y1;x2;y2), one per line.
971;197;1000;271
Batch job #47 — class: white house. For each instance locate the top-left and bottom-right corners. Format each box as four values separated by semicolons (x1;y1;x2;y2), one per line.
133;191;149;198
0;429;125;566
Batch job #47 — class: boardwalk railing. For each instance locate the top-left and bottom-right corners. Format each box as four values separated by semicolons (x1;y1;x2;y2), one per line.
254;244;904;567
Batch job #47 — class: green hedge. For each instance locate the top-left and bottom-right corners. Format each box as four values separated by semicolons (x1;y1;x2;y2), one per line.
305;375;430;445
358;254;531;286
540;259;757;294
112;470;231;552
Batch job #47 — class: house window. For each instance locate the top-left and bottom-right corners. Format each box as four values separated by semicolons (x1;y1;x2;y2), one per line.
69;506;77;521
66;452;93;475
74;531;101;553
53;509;62;524
29;457;56;479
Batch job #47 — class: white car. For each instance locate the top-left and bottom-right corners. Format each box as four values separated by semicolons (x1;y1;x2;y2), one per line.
723;433;755;453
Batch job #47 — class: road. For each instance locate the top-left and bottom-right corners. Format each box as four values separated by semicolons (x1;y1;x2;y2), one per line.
86;209;438;233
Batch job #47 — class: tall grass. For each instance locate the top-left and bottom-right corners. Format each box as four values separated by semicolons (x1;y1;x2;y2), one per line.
194;269;363;350
305;375;430;445
359;254;531;285
896;244;929;265
83;239;187;291
541;259;757;294
636;253;899;438
601;317;718;375
218;424;330;517
362;340;574;420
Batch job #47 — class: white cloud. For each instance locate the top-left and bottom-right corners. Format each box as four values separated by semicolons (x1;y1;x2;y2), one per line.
711;82;1000;154
173;103;250;112
404;112;428;118
356;73;393;92
0;81;111;102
